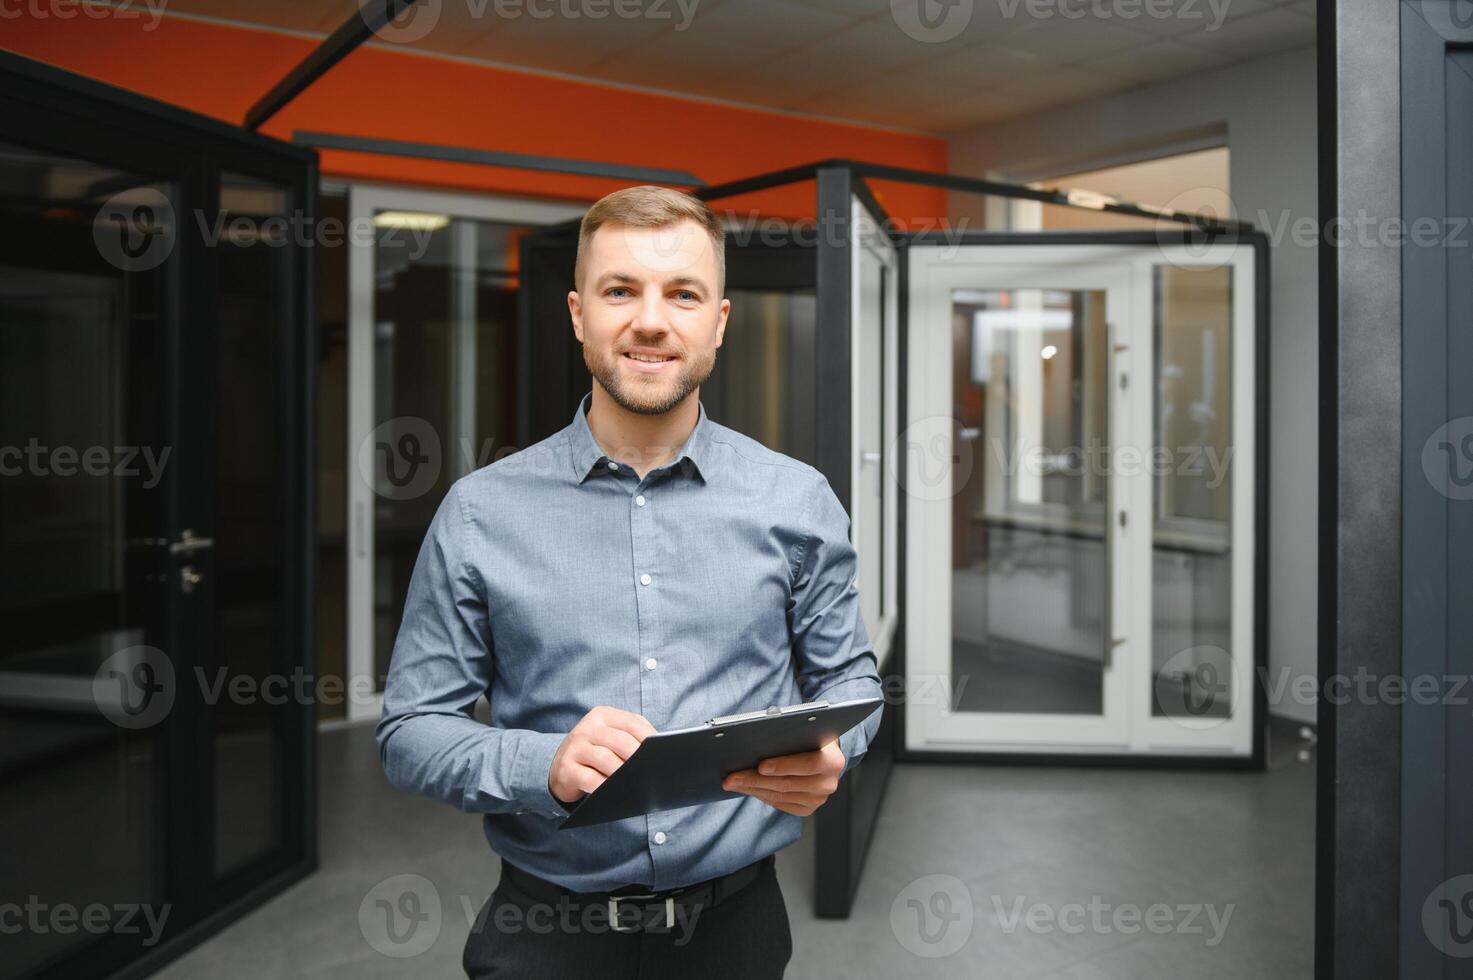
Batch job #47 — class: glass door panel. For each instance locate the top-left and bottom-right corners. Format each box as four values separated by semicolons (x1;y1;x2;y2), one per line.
951;287;1110;717
1151;265;1234;721
347;188;583;719
852;197;898;666
209;172;295;878
0;143;174;977
905;246;1134;751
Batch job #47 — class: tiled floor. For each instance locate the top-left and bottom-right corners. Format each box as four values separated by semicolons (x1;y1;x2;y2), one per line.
157;723;1314;979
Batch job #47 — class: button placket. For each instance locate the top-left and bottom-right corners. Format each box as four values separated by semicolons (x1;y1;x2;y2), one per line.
629;475;664;728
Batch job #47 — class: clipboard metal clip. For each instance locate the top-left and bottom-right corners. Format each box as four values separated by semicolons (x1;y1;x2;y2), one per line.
705;700;829;727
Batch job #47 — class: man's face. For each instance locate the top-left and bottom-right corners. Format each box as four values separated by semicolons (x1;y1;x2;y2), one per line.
568;218;729;416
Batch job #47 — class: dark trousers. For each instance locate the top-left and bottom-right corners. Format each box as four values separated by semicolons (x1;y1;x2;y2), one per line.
463;859;793;980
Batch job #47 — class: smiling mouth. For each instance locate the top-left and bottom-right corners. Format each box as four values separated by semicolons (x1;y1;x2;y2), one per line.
622;351;678;365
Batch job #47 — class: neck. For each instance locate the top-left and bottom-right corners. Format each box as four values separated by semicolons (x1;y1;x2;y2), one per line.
586;385;700;478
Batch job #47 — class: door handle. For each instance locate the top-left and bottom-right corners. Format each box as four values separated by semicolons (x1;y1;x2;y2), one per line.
860;450;882;496
168;529;215;556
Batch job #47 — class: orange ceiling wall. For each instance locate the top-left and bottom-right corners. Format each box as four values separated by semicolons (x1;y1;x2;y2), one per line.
3;14;949;225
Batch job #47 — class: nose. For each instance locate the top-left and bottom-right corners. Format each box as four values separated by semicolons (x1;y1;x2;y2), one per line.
632;290;667;335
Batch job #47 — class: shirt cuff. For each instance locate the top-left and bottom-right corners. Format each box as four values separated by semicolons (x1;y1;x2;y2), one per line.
511;732;578;819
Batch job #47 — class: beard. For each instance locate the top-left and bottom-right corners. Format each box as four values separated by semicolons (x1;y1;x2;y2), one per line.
584;340;717;416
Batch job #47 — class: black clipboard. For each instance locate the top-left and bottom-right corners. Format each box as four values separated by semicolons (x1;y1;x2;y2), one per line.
556;697;883;830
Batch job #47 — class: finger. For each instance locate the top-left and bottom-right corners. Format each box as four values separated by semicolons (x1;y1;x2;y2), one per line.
733;773;831;794
569;764;606;797
755;750;825;777
574;743;625;778
599;708;658;741
741;787;822;815
590;726;643;761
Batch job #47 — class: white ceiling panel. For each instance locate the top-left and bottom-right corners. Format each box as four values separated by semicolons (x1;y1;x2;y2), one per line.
725;19;967;100
1079;36;1233;85
1005;18;1157;62
1177;6;1315;59
1110;0;1273;38
583;0;858;83
870;41;1049;94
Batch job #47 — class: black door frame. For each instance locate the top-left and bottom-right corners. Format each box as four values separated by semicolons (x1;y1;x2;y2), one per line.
0;51;318;980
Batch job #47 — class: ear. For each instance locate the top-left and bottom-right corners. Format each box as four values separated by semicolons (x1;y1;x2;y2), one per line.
714;296;731;349
567;289;584;343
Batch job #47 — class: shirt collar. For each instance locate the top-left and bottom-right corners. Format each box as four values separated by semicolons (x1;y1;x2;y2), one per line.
567;390;712;485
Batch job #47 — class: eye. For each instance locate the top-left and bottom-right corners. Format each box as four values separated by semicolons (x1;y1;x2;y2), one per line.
606;286;631;299
674;289;699;302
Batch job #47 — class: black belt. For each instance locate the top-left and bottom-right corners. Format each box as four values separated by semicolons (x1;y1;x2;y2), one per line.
497;854;774;933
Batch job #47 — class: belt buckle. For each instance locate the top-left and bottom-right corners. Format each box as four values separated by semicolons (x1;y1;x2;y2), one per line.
607;892;675;932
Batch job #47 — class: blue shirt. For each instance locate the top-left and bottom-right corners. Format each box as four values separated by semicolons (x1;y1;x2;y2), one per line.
376;391;883;893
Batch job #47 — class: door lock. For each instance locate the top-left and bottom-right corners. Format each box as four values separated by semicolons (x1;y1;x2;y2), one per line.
180;566;202;594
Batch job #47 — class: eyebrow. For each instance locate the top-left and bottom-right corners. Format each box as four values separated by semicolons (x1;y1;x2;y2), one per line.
593;271;710;294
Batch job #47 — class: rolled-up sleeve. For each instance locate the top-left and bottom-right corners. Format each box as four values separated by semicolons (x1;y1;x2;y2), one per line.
787;473;885;778
374;481;572;819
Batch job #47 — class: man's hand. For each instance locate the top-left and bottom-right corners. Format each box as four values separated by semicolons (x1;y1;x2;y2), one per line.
548;706;657;805
721;738;845;816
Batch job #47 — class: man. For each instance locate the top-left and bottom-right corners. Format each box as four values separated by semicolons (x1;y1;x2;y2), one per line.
376;185;883;979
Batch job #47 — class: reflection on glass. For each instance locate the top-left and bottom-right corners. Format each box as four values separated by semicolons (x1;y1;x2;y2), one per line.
371;215;525;687
317;193;349;722
701;288;816;464
0;144;170;974
1152;266;1233;719
950;288;1109;715
855;243;888;641
214;173;292;875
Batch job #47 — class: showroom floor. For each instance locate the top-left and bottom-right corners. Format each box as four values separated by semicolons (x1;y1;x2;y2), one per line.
156;723;1314;980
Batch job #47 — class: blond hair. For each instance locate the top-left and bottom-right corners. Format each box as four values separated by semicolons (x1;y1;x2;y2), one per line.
574;185;725;295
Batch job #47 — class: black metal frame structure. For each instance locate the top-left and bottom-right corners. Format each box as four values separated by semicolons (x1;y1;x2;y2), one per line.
1316;3;1399;978
1398;12;1473;980
293;131;705;186
0;50;318;980
1319;2;1473;977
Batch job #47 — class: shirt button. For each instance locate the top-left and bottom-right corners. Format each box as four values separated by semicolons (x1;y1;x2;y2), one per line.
635;494;646;506
653;831;667;845
639;573;651;586
645;658;657;670
606;460;618;471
